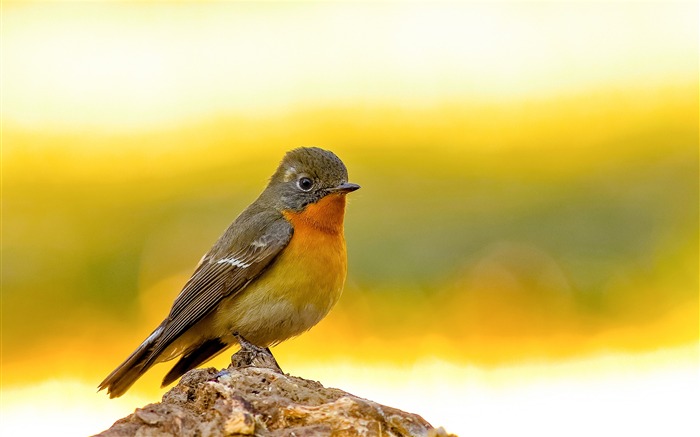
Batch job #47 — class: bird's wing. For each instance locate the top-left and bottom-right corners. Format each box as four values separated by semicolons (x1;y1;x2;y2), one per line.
143;215;293;367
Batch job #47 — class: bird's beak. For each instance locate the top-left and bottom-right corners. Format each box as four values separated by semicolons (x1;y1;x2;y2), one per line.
330;182;361;193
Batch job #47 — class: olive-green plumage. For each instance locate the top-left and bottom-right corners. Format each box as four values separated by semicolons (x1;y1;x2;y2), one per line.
99;147;359;398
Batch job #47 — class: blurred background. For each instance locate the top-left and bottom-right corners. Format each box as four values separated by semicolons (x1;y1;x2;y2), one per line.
2;1;698;436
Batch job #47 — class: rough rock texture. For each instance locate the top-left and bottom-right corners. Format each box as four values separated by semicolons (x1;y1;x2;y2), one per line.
95;366;453;437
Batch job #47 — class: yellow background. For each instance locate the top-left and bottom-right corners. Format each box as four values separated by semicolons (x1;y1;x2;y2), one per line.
2;1;698;436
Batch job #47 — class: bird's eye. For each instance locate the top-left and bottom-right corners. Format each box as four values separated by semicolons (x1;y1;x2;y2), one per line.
297;177;314;191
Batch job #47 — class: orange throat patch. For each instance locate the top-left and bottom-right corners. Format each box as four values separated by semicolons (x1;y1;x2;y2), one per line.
283;193;347;234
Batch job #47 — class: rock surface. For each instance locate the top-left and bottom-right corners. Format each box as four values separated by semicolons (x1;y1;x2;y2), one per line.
95;365;453;437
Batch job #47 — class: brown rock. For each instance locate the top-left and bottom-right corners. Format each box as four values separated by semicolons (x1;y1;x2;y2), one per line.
95;366;454;437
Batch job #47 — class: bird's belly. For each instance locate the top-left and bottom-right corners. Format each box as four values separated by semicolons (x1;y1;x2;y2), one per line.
213;228;347;347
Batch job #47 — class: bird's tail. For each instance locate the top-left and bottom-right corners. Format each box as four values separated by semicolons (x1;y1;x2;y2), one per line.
98;325;164;398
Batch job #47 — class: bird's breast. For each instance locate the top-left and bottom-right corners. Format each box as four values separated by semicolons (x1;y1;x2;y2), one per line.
283;192;348;235
213;194;349;346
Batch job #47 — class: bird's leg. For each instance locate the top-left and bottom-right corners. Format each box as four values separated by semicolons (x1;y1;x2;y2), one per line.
229;333;283;373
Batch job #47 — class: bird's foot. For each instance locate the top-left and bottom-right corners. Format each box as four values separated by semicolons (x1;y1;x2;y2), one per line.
229;333;283;373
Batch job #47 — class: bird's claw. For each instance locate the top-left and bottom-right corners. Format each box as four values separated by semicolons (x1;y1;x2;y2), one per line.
229;333;284;373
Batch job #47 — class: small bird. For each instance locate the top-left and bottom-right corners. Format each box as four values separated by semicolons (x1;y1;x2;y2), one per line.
99;147;359;397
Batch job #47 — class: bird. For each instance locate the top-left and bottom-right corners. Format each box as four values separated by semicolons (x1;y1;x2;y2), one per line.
98;147;360;398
